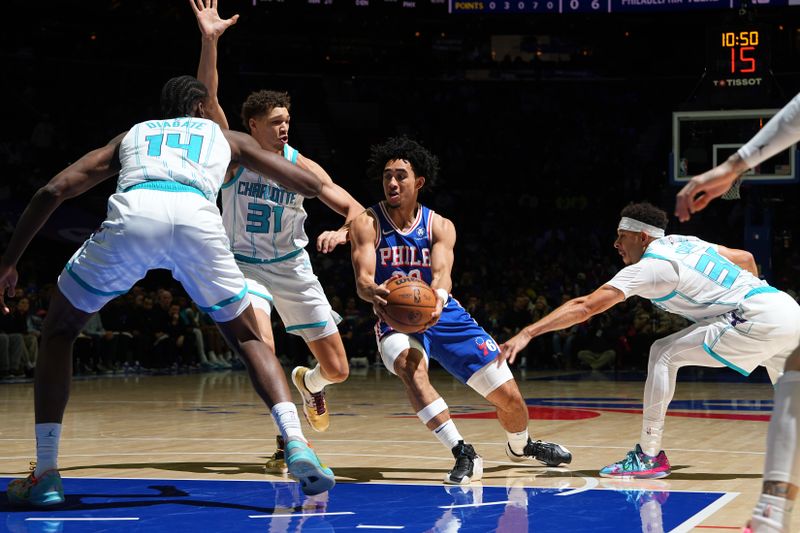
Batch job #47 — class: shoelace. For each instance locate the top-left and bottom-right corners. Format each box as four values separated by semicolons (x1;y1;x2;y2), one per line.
619;450;642;471
310;391;326;414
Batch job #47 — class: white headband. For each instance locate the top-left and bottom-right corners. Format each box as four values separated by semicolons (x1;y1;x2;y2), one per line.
618;217;665;238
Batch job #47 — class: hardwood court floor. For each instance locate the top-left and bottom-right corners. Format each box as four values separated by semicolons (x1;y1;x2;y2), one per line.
0;366;790;531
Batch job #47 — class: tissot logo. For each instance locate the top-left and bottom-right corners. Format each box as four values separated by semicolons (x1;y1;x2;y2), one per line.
712;78;762;87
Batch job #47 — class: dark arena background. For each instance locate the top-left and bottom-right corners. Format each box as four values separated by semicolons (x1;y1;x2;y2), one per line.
1;0;800;531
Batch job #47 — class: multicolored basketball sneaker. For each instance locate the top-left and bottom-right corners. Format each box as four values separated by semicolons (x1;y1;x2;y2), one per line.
291;366;330;432
7;468;65;507
284;438;335;496
599;444;671;479
265;435;289;475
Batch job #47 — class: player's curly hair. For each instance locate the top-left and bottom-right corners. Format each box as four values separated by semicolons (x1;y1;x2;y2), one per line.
160;76;208;118
620;202;669;230
241;90;291;132
367;136;439;187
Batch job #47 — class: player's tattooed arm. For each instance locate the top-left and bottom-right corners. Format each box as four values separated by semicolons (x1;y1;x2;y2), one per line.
0;132;126;310
191;0;238;130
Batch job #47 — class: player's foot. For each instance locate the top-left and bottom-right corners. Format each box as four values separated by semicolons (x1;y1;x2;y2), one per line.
746;498;790;533
291;366;329;432
444;440;483;485
7;468;64;507
599;444;671;479
505;438;572;467
284;438;335;496
265;435;289;475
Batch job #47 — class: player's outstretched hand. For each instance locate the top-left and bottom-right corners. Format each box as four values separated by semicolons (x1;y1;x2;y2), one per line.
498;330;533;366
190;0;239;39
316;228;348;254
675;157;747;222
0;262;18;314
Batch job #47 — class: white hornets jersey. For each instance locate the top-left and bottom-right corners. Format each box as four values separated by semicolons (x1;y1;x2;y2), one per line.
220;144;309;263
635;235;774;321
117;117;230;201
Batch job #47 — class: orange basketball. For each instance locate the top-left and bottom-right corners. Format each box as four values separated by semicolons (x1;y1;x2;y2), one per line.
383;276;438;334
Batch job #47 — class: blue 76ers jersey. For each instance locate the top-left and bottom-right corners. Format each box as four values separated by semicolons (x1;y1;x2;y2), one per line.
370;201;434;286
370;202;502;383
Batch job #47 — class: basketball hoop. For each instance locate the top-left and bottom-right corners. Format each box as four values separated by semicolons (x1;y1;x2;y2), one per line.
721;176;743;200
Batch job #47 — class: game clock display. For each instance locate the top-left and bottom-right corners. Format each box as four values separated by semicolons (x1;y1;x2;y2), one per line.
708;27;769;87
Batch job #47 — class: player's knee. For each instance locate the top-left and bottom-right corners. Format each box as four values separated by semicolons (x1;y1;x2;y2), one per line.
487;381;524;413
395;357;427;387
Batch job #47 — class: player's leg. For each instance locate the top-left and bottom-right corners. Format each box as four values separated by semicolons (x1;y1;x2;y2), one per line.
600;323;721;479
747;296;800;533
264;255;348;432
748;347;800;533
292;332;349;432
380;333;482;484
481;375;572;466
6;289;91;507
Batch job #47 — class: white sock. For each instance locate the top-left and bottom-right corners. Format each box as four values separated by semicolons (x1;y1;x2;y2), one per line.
640;421;663;457
433;420;463;450
303;365;334;394
506;429;529;455
34;423;62;476
752;494;792;533
271;402;306;443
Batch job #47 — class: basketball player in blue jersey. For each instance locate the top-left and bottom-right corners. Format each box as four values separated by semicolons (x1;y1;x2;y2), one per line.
191;1;363;471
0;76;336;506
677;93;800;533
349;136;572;484
500;202;800;486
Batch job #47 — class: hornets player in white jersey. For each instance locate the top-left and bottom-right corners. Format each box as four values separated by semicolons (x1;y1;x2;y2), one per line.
676;94;800;533
350;137;572;484
0;75;336;506
500;201;800;484
191;0;364;471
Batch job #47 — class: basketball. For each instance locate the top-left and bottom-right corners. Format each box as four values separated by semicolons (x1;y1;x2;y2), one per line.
383;276;438;333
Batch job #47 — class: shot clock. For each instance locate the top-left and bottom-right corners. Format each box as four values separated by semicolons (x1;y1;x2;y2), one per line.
708;26;770;88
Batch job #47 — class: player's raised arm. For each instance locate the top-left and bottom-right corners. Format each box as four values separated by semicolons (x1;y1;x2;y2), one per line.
296;154;365;253
224;130;322;198
498;286;624;365
190;0;238;130
349;212;390;321
0;133;126;307
676;92;800;222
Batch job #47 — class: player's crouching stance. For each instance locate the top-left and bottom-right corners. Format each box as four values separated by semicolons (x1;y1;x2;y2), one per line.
349;136;571;484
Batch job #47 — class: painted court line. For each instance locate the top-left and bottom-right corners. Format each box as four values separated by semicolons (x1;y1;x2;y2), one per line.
26;517;140;521
554;474;599;496
356;526;404;530
439;500;514;509
249;511;355;518
668;492;739;533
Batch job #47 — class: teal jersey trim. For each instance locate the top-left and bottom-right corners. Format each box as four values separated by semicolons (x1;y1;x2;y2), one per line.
641;252;671;262
702;342;750;376
744;286;779;299
198;285;248;313
124;180;206;198
650;291;677;303
286;320;328;332
221;166;245;190
247;289;274;302
234;248;303;264
283;144;299;164
65;263;128;297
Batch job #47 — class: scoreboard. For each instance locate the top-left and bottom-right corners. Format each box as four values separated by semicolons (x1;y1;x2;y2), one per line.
256;0;798;10
450;0;800;12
